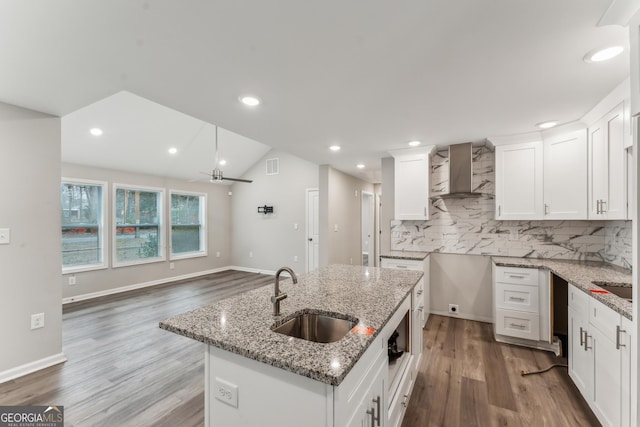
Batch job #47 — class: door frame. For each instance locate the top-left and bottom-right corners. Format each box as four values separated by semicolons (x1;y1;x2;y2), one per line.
305;188;319;273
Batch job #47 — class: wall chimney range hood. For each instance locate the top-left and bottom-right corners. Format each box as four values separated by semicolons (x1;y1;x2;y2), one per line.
434;142;483;198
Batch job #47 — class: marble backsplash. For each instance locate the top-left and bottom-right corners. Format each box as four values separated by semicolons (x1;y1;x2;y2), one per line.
390;145;632;269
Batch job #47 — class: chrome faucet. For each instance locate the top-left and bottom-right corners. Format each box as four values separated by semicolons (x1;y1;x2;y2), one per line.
271;267;298;316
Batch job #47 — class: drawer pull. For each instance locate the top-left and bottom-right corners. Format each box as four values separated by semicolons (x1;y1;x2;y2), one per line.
508;274;526;278
401;394;409;408
417;290;423;296
396;265;408;269
616;325;626;350
509;297;525;302
579;327;585;346
509;323;526;329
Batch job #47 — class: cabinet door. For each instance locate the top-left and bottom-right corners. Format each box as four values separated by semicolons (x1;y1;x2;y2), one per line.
620;316;632;427
543;130;587;219
591;325;622;427
394;153;430;220
630;8;640;117
604;105;626;219
588;119;607;219
495;141;543;220
568;306;593;399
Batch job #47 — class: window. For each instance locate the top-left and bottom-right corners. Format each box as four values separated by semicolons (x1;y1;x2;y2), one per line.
61;179;107;272
113;185;164;266
170;191;206;259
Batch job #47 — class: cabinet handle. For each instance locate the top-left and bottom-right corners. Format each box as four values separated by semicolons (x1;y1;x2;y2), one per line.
396;265;408;269
417;290;423;295
584;333;592;351
372;396;381;426
366;408;375;425
424;206;427;217
418;306;424;312
401;394;409;408
616;325;626;350
579;327;585;346
596;200;601;214
601;200;607;213
509;323;526;329
498;205;501;217
544;203;549;215
509;297;525;302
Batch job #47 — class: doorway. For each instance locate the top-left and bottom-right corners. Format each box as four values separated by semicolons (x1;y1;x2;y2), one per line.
361;192;374;266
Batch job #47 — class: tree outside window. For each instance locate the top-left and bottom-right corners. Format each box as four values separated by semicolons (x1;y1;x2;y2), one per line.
170;192;206;258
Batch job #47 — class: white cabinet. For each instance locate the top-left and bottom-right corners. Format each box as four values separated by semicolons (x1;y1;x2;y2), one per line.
567;283;632;427
380;256;430;327
492;265;558;353
391;149;432;220
630;8;640;117
495;141;543;220
543;130;588;219
588;103;627;220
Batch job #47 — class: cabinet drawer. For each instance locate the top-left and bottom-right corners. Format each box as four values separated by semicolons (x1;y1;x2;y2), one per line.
495;266;539;286
412;278;424;308
495;282;539;313
568;284;589;313
589;296;620;338
495;309;540;341
381;258;423;271
388;363;413;427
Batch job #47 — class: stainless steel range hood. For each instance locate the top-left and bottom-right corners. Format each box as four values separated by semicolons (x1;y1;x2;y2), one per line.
436;142;483;197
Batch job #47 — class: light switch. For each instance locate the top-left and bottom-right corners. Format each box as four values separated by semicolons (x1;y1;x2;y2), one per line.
0;228;10;244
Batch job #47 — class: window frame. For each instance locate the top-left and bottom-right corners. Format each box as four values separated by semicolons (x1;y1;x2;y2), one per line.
61;178;108;274
112;183;166;268
169;190;208;260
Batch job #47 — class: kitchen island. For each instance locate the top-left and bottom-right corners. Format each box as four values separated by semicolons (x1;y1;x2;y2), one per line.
160;264;424;427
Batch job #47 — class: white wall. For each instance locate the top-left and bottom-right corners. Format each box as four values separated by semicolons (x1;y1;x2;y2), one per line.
319;166;374;266
230;150;318;273
380;157;394;255
61;163;232;299
0;102;63;375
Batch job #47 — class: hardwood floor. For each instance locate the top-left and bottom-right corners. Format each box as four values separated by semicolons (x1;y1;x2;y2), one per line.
402;315;600;427
0;270;274;427
0;273;599;426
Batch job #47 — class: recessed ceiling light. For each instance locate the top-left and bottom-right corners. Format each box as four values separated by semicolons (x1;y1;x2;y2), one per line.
89;128;103;136
356;163;365;169
329;145;341;152
584;46;624;63
168;147;177;154
240;96;260;106
408;140;421;147
219;159;227;166
536;121;558;129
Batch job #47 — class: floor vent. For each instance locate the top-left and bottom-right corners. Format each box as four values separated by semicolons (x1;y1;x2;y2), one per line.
266;158;280;175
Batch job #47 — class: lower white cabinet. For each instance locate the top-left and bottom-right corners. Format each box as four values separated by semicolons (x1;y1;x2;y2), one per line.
567;283;632;427
381;256;430;326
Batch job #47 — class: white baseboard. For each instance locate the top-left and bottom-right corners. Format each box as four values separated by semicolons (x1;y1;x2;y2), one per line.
228;266;277;276
430;310;493;323
0;353;67;384
62;267;233;305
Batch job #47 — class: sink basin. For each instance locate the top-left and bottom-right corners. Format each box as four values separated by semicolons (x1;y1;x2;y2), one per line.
595;284;632;302
272;312;358;343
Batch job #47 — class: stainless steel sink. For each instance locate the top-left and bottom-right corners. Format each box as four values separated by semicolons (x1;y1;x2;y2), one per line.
595;284;632;302
272;312;358;343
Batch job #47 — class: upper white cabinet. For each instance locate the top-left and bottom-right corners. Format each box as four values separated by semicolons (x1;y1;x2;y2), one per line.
495;140;544;220
543;130;588;219
630;9;640;117
391;148;433;220
588;103;627;220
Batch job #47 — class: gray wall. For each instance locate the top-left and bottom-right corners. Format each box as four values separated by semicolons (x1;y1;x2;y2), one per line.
61;163;232;299
319;166;374;266
380;157;394;255
429;253;493;322
0;102;63;373
230;150;318;273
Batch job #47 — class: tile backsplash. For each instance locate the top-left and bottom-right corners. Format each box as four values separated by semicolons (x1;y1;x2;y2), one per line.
390;145;632;268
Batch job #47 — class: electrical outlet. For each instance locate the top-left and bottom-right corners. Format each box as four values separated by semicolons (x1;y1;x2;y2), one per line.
169;262;175;270
249;251;253;258
216;251;221;258
31;313;44;330
293;255;298;262
214;377;238;408
0;228;10;244
293;223;298;230
334;224;339;232
68;275;76;286
448;304;459;314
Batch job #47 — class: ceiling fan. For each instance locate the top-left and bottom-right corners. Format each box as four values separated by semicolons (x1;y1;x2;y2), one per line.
203;125;253;183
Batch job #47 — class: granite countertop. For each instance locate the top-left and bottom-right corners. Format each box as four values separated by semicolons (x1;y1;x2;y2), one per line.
492;257;632;320
159;264;423;386
380;250;430;261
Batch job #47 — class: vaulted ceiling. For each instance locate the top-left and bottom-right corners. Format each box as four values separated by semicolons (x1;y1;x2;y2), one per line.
0;0;631;183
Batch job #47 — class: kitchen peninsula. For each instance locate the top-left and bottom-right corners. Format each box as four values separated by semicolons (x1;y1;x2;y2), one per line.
160;264;424;427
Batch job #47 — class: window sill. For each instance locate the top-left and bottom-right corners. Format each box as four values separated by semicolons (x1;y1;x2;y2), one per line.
170;251;208;261
62;264;108;274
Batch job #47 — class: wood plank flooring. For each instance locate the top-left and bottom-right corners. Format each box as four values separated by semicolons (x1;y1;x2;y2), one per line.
402;315;601;427
0;272;600;426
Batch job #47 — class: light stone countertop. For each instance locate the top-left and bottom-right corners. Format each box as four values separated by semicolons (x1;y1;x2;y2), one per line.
159;264;423;386
380;251;430;261
492;257;632;320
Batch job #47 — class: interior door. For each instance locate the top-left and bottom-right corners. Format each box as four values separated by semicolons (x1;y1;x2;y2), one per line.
306;189;319;272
